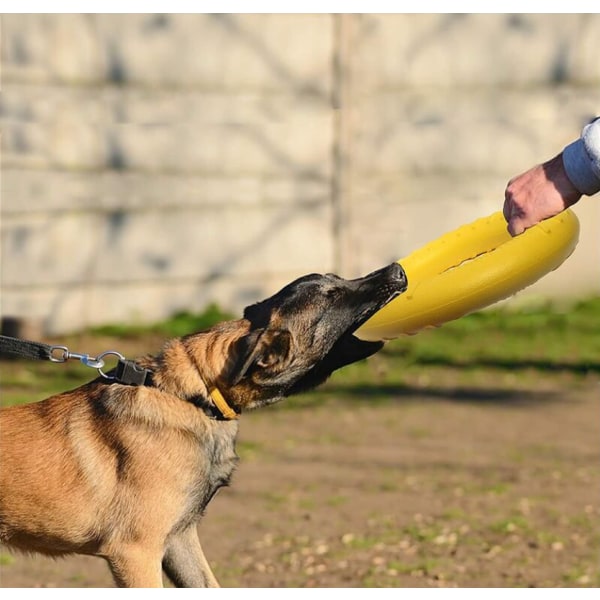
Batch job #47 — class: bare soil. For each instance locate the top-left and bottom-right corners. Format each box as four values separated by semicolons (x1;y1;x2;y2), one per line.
1;368;598;588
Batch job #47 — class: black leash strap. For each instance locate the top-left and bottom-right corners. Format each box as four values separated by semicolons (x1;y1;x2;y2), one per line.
0;335;53;361
0;335;153;387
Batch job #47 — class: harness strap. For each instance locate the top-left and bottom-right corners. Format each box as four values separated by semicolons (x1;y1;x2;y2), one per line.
114;358;154;387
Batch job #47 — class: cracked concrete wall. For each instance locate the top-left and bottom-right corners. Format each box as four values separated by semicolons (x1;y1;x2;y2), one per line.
1;14;599;335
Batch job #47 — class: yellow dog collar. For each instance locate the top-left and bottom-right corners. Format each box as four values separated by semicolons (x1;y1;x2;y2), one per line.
209;387;239;420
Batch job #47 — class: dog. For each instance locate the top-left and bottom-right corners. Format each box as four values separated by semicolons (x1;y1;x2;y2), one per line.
0;262;407;587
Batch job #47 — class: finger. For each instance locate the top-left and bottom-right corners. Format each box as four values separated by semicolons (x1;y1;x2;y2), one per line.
502;198;512;222
507;217;525;237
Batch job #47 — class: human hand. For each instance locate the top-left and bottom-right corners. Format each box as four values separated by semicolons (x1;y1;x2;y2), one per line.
503;153;582;236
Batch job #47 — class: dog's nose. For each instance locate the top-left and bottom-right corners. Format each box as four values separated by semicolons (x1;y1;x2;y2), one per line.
386;262;408;290
357;262;408;294
388;261;406;281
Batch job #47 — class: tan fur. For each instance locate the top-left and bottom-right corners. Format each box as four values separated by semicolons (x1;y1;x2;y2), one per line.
0;263;407;587
0;325;246;587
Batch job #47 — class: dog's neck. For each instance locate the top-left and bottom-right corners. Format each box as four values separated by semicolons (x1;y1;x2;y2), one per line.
205;388;238;420
145;325;246;421
178;388;237;421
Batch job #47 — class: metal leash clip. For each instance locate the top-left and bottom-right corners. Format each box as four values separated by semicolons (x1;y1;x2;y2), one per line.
48;346;125;379
49;345;106;369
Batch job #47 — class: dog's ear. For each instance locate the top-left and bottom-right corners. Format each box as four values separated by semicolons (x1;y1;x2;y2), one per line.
224;329;292;386
253;329;292;372
223;328;264;386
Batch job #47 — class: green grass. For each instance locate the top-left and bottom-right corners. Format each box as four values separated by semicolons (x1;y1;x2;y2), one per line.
1;298;599;409
235;440;265;461
383;297;600;373
0;553;15;566
489;515;532;535
386;558;442;576
89;303;234;338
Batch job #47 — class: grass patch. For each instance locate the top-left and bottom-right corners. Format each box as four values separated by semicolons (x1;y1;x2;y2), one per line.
89;304;234;339
376;480;401;493
387;557;441;576
483;482;512;496
489;515;532;535
401;521;445;544
561;567;595;586
236;440;265;461
326;495;348;507
382;297;600;374
0;553;15;566
440;508;468;521
342;534;382;551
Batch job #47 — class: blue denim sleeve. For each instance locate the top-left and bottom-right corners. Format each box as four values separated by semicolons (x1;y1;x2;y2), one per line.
562;117;600;196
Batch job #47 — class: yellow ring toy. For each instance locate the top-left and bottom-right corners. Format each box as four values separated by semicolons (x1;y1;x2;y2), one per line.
354;209;580;341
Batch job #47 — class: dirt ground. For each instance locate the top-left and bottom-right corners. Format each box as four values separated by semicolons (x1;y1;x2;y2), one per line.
1;367;598;588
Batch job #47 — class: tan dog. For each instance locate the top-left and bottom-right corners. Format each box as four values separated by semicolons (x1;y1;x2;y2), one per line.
0;263;407;587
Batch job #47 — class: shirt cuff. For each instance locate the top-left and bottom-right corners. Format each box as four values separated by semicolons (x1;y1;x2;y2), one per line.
562;122;600;196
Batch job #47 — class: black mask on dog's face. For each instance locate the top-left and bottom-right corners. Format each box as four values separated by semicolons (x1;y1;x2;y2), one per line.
226;263;407;407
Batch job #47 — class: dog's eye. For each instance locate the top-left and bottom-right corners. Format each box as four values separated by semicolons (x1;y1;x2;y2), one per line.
325;287;342;300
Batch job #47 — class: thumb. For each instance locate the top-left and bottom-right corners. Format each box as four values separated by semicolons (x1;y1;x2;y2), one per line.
507;217;526;237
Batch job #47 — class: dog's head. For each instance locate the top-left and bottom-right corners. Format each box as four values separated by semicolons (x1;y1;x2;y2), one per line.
219;262;407;411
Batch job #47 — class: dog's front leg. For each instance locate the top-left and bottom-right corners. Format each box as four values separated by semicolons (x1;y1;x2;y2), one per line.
105;544;164;588
162;525;220;588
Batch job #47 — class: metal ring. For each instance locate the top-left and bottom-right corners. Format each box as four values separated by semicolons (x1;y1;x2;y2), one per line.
96;351;125;380
49;345;69;363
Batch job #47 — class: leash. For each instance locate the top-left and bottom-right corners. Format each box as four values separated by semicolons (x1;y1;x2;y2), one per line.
0;335;238;420
0;335;152;386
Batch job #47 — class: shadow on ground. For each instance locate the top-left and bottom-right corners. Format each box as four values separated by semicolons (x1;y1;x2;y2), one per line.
319;382;561;407
381;345;600;377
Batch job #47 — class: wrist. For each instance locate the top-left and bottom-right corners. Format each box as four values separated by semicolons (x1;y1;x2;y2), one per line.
542;153;582;208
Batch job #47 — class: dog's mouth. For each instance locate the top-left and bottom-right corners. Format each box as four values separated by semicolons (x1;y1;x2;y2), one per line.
345;262;408;338
351;285;404;333
244;262;408;400
287;263;407;397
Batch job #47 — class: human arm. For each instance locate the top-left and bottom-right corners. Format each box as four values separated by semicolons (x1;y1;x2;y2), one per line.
504;117;600;236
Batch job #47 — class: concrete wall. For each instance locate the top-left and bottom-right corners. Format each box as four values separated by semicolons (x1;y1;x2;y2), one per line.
1;14;599;335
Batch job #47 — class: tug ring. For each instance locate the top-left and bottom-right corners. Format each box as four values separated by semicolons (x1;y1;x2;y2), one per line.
354;210;580;341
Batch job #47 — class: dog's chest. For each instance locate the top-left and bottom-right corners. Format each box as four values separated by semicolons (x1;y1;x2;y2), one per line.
204;426;239;498
181;423;239;526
